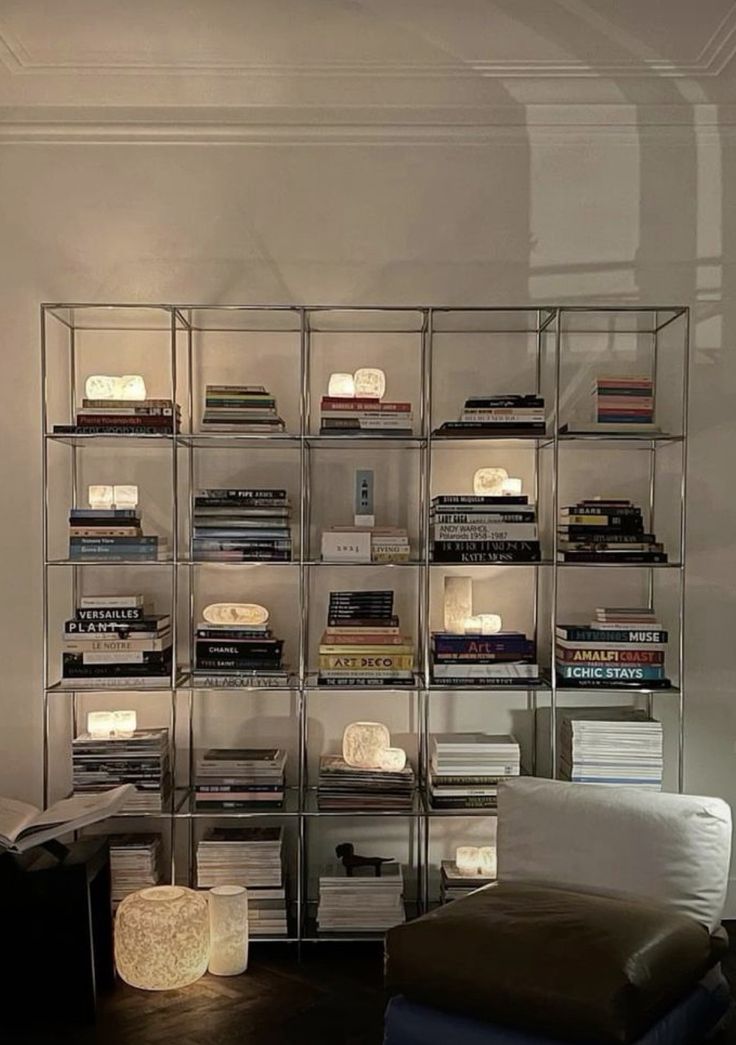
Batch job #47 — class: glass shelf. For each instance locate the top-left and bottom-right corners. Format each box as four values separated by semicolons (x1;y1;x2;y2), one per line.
177;433;301;449
46;557;174;566
429;560;553;568
45;432;174;448
426;680;550;693
556;561;682;569
181;671;298;692
305;435;426;449
303;790;422;817
46;676;183;693
305;559;422;568
431;434;545;447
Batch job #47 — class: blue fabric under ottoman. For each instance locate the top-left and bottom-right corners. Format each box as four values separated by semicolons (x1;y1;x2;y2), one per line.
384;976;732;1045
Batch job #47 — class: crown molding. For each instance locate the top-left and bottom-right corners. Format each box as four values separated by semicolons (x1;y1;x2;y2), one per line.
1;103;736;145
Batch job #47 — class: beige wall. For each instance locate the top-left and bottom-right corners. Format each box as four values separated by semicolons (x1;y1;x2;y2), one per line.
1;126;734;897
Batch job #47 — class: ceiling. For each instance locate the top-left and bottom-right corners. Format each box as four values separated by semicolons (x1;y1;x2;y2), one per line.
1;1;735;132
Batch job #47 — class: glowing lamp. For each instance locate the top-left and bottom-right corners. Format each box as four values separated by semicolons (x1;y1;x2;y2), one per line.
87;711;116;738
327;373;356;398
88;485;114;510
85;374;147;401
456;847;482;876
114;485;139;509
501;477;523;496
343;722;391;769
443;576;473;635
473;467;508;496
477;614;503;635
114;886;209;991
208;885;248;977
479;846;497;878
353;367;386;400
202;603;269;626
378;747;407;772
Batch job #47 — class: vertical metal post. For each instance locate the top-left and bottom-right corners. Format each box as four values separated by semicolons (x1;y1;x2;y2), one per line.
169;307;179;881
550;308;562;779
41;307;50;806
420;308;433;910
677;309;690;793
298;307;309;945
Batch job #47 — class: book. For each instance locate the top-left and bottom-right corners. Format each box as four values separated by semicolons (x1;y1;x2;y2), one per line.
0;785;133;853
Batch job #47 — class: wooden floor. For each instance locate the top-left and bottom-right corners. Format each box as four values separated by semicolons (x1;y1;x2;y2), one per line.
13;934;736;1045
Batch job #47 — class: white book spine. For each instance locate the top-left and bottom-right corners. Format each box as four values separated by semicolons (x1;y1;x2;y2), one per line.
82;651;145;664
432;524;538;541
79;595;144;608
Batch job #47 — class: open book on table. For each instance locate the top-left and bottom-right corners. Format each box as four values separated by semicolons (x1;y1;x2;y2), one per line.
0;784;133;854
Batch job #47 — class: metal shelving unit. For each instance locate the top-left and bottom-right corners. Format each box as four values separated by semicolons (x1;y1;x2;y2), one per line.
41;303;689;941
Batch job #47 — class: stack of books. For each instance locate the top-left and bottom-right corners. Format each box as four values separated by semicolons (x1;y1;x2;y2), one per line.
192;488;292;562
317;862;405;933
196;827;288;937
318;590;414;687
558;500;667;563
593;375;654;426
429;733;521;810
194;748;287;810
54;397;180;435
434;394;545;438
201;385;286;433
62;596;173;687
440;859;496;903
109;834;164;905
556;608;669;688
68;507;161;562
430;495;540;564
72;728;171;813
319;397;413;436
321;526;411;563
430;631;539;687
317;755;415;811
560;709;663;790
193;615;288;686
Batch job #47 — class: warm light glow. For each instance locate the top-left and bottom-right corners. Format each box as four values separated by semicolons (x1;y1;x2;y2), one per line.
353;367;386;400
456;847;482;876
327;373;356;398
343;722;391;769
114;886;209;991
378;747;407;772
208;886;248;977
478;614;503;635
479;846;497;878
114;485;139;509
87;484;139;509
88;485;114;510
444;576;473;635
85;375;147;401
473;467;508;496
501;477;523;496
87;711;116;738
202;603;269;626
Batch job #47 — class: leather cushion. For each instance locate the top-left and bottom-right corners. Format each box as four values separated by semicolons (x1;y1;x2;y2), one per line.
384;883;727;1045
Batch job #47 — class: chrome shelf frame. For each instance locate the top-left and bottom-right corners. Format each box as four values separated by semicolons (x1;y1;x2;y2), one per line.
41;302;689;929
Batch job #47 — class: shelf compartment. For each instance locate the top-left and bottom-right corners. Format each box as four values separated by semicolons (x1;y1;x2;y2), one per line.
303;790;423;817
180;787;301;818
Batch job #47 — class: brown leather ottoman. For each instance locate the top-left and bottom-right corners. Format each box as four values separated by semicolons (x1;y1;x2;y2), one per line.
385;883;727;1045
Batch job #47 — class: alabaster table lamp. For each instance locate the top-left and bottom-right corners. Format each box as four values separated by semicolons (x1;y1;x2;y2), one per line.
208;885;249;976
114;885;209;991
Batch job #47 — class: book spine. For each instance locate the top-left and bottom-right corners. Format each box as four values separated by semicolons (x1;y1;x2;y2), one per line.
431;549;541;563
326;617;399;628
320;402;411;413
559;552;667;563
556;664;665;681
76;607;146;622
64;637;170;653
69;536;158;547
317;677;415;687
319;655;414;670
432;524;538;541
195;641;282;658
78;595;143;608
195;658;282;671
556;627;667;643
199;489;287;500
430;798;498;809
431;513;534;524
557;649;664;664
77;415;175;427
432;496;528;506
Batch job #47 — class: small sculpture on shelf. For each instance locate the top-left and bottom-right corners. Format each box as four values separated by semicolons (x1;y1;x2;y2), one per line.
335;842;393;878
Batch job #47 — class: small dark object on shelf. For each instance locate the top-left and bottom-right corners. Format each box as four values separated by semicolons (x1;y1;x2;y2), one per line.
336;842;392;877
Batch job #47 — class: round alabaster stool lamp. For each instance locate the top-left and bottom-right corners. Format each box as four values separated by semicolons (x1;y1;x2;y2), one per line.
114;885;210;991
208;885;249;976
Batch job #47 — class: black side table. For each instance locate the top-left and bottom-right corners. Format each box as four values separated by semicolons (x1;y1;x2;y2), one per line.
0;838;114;1025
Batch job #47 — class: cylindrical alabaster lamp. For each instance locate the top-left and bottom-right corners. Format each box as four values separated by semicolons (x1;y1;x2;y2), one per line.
114;886;209;991
208;885;249;976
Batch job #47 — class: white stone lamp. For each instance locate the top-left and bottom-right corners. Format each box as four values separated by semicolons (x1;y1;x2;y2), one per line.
202;603;269;626
112;709;137;735
113;485;139;509
208;885;248;977
88;485;114;510
477;614;503;635
443;576;473;635
114;886;209;991
85;374;147;401
327;372;356;398
473;467;508;496
378;747;407;772
343;722;391;769
353;367;386;400
500;477;523;496
87;710;116;738
456;846;481;876
479;846;498;878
